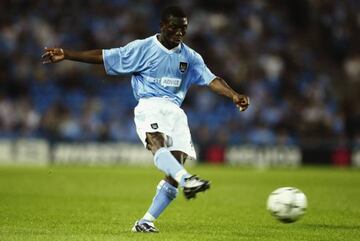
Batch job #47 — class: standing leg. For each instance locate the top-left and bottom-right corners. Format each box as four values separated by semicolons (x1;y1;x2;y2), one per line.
132;149;187;233
138;151;186;225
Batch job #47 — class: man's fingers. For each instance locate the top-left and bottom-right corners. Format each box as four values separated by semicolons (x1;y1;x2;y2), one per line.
42;56;53;64
42;47;60;64
41;52;52;59
41;52;56;64
240;97;250;105
236;104;248;112
42;54;53;61
42;47;63;58
236;96;250;112
42;57;53;64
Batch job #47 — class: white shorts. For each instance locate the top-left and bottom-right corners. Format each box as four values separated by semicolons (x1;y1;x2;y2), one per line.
134;97;196;159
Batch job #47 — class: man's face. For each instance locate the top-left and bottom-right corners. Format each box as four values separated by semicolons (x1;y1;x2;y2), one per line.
161;15;188;46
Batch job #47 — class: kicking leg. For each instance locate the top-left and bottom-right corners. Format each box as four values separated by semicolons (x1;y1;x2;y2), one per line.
146;132;190;186
147;133;210;199
146;133;210;200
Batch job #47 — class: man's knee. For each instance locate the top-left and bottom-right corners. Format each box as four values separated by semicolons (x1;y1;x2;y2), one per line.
146;132;166;154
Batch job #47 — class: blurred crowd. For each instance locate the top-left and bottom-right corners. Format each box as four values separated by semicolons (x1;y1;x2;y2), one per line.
1;0;360;160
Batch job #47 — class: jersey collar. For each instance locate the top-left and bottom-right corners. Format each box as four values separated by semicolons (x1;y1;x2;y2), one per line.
153;34;181;54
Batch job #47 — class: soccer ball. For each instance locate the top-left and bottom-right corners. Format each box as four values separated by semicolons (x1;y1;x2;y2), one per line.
267;187;307;223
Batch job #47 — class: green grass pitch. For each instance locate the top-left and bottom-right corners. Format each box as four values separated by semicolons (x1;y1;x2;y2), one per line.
1;165;359;241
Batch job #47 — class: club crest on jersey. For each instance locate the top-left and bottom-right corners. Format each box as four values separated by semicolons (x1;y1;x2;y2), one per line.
151;123;158;130
179;62;188;73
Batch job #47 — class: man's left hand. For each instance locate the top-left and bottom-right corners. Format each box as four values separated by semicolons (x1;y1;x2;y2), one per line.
233;94;250;112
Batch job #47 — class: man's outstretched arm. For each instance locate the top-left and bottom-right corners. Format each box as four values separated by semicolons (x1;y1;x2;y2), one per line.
208;77;250;112
42;47;103;64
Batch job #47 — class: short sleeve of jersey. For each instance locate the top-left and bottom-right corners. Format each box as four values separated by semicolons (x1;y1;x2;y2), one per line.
191;52;216;86
103;40;144;75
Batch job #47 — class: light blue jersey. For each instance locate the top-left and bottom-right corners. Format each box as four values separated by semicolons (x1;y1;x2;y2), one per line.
102;34;216;106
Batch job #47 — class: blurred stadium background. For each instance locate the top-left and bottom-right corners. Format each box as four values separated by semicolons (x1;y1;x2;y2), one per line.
0;0;359;167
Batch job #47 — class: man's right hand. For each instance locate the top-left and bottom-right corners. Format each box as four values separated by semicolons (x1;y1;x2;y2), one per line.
42;47;65;64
